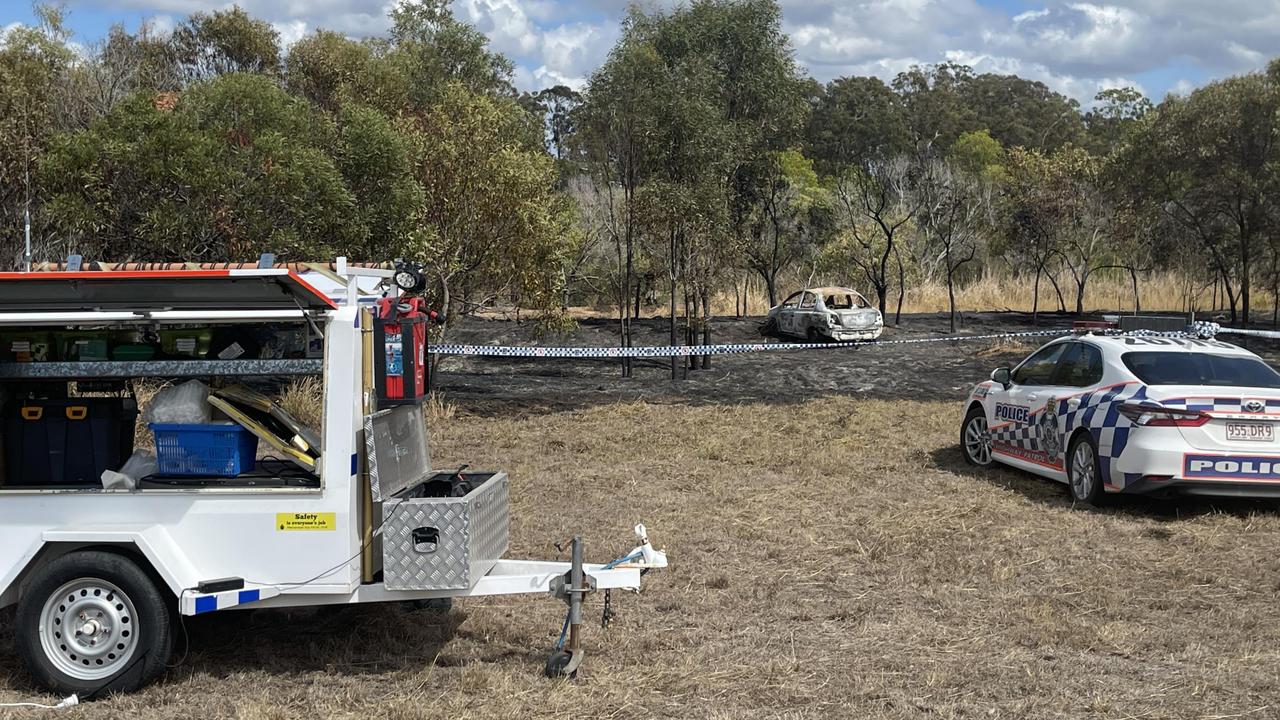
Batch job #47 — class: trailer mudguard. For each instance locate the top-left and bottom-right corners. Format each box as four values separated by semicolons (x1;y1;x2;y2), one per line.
0;524;199;607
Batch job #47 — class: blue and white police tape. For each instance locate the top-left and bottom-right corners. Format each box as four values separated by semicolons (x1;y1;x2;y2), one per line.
427;328;1074;359
1190;321;1280;341
426;322;1280;359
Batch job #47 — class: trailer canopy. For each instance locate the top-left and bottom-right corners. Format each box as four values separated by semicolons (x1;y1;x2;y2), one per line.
0;269;336;312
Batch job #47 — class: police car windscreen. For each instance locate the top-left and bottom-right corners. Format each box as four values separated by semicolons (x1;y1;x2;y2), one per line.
1122;352;1280;388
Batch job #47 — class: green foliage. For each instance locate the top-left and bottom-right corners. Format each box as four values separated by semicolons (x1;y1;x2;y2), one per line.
171;7;281;82
948;129;1006;181
807;76;910;170
39;74;359;261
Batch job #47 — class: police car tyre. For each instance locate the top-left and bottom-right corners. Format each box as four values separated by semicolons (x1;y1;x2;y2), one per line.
16;551;173;697
961;407;993;466
806;327;820;343
1066;433;1106;506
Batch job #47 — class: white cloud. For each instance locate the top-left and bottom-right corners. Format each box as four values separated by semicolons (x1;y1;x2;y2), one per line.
272;19;309;49
46;0;1280;96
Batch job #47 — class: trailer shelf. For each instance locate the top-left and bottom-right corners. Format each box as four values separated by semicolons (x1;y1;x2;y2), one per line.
0;359;322;379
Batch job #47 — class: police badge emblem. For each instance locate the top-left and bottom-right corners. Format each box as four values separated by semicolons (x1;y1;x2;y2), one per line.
1038;397;1061;460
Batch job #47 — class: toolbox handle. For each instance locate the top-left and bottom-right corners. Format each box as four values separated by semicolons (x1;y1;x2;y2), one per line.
65;406;88;421
20;406;42;421
411;527;440;554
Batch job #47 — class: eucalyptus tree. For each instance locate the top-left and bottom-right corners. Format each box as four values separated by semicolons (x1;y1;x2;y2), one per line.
1122;66;1280;324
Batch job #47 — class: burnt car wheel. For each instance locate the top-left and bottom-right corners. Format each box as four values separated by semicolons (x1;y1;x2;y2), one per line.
1067;432;1107;506
960;407;992;466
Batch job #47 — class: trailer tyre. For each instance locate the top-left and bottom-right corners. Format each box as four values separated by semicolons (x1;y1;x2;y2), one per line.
16;551;173;698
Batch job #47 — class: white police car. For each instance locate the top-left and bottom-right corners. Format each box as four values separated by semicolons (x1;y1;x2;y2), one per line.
960;333;1280;504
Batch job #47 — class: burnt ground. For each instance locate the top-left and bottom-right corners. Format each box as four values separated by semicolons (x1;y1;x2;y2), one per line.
436;311;1280;411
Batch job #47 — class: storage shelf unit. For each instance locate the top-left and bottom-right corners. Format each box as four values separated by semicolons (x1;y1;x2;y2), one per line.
0;359;322;379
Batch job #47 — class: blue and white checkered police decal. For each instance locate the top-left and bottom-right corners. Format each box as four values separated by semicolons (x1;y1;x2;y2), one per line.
990;382;1151;486
1056;382;1148;489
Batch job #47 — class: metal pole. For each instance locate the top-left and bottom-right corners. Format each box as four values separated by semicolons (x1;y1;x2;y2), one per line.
22;165;31;272
568;536;583;655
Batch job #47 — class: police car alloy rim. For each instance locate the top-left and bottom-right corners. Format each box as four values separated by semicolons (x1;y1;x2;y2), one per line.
965;415;992;464
39;578;140;681
1071;443;1096;499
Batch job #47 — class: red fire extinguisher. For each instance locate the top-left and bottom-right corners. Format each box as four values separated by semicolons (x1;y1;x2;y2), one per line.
374;296;437;406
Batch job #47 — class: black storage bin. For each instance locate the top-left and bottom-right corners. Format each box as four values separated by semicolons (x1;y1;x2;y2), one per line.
3;399;137;487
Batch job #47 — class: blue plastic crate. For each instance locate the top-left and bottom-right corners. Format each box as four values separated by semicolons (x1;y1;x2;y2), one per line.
150;423;258;477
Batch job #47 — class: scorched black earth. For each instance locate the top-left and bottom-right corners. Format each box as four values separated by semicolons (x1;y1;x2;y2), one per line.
434;311;1280;410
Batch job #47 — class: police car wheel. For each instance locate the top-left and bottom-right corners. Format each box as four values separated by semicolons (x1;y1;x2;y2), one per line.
960;408;993;466
1067;433;1106;505
16;551;173;698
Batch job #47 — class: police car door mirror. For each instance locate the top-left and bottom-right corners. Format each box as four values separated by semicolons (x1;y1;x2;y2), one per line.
991;367;1012;388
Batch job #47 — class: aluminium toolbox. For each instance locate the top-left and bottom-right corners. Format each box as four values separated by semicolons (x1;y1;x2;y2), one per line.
365;406;509;591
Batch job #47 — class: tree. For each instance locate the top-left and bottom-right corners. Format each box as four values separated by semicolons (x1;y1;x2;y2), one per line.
284;30;410;113
171;7;282;83
948;129;1006;181
407;82;574;335
1085;86;1152;154
742;149;828;306
39;73;360;261
914;159;991;331
1123;69;1280;324
533;85;582;162
830;156;920;317
892;62;978;149
389;0;516;104
806;76;910;172
0;5;72;268
959;72;1085;151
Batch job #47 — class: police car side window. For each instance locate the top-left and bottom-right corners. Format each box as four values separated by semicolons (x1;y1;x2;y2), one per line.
1012;344;1067;385
799;292;817;309
1054;343;1104;387
782;292;802;309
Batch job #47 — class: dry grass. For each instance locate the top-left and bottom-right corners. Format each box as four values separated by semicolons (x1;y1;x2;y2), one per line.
550;271;1277;319
2;398;1278;718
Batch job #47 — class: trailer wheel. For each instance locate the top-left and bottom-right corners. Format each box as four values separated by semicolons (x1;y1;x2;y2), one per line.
15;551;172;698
409;598;453;613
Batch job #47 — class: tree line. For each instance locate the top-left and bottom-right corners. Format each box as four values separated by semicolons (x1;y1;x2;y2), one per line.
2;1;1279;364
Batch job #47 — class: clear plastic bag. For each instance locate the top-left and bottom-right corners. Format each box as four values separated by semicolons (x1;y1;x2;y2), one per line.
101;450;157;490
145;380;212;425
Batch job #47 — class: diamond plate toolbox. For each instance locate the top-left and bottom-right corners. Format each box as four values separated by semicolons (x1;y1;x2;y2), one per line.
381;473;510;591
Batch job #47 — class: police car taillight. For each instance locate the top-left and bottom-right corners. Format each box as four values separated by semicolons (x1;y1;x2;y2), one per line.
1118;402;1211;427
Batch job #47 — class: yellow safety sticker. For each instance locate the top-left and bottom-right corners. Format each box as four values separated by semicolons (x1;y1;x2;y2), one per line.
276;512;336;531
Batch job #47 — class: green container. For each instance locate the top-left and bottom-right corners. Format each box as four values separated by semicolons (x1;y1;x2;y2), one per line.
111;344;157;361
0;331;55;362
159;329;212;358
57;331;111;362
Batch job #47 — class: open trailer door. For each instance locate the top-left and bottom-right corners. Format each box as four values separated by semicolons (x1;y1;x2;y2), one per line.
0;269;336;313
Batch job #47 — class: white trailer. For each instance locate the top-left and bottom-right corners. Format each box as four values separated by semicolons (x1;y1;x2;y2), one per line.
0;261;665;698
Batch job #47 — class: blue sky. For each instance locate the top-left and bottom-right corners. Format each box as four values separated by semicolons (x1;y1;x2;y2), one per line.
5;0;1278;103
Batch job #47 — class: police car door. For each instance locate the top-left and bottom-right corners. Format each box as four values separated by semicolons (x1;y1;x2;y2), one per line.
992;342;1072;475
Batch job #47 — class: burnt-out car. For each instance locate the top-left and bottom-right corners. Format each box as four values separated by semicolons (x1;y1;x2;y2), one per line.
764;287;884;342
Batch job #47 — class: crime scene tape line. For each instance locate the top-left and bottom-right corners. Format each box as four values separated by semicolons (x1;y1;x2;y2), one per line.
425;322;1280;359
428;328;1075;358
